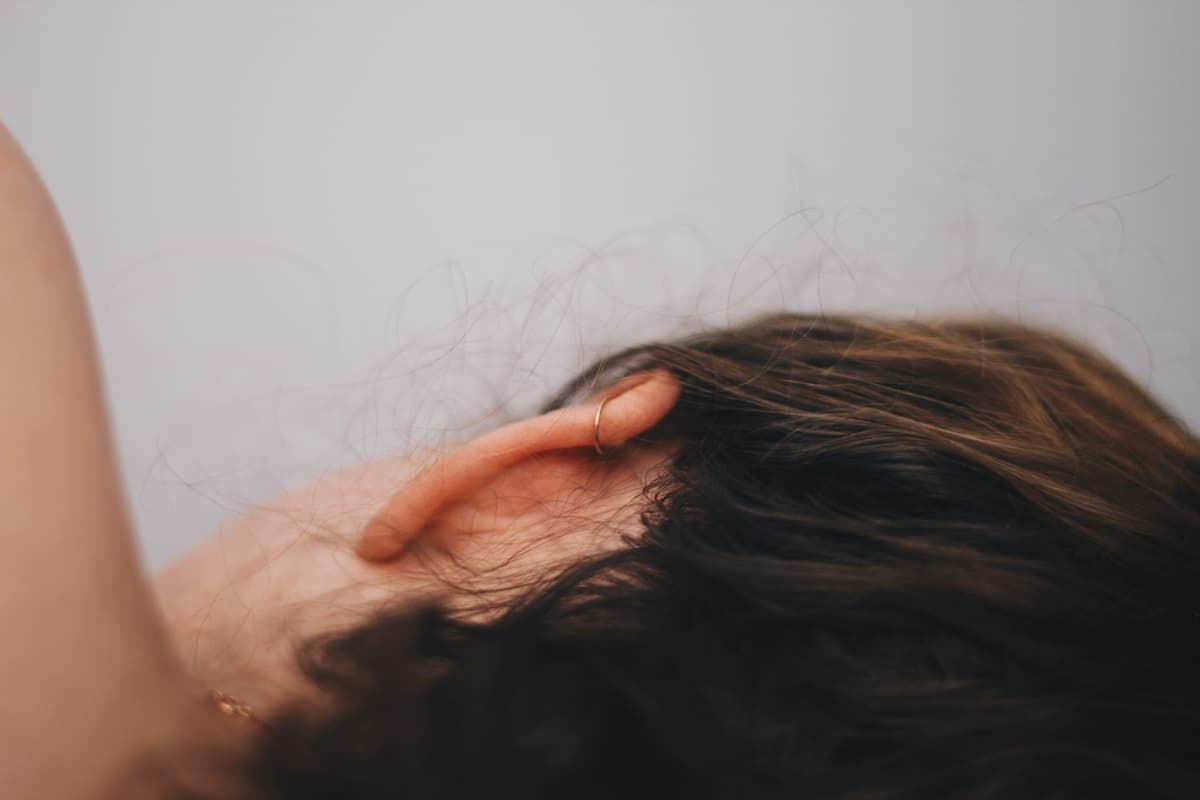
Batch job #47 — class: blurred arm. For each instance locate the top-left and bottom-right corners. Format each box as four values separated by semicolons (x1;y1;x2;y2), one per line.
0;122;194;799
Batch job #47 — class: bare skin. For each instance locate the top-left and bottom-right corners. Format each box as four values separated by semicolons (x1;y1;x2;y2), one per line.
152;438;674;721
0;121;206;800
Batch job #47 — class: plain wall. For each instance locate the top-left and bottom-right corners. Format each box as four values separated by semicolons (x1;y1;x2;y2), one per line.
1;1;1197;568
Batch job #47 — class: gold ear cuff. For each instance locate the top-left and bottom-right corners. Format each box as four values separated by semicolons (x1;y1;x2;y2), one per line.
593;396;610;455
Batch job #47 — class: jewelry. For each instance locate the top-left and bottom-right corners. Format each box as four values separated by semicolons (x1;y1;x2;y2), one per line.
593;395;610;455
209;689;259;725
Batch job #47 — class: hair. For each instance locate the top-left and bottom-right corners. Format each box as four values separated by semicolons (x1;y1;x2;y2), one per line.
180;312;1200;799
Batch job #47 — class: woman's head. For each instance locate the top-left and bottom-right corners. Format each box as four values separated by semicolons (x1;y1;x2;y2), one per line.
152;367;682;720
168;312;1200;799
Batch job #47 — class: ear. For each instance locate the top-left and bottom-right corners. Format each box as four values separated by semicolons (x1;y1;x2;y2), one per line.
355;369;680;561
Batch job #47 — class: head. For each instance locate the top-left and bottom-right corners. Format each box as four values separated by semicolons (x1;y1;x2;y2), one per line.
155;312;1200;799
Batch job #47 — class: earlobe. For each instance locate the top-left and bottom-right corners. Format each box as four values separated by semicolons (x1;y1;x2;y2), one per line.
355;369;680;561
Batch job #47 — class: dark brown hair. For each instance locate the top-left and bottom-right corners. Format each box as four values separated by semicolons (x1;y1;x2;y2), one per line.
202;313;1200;798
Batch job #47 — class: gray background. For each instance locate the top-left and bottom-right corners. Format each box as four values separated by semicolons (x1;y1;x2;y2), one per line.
1;2;1196;569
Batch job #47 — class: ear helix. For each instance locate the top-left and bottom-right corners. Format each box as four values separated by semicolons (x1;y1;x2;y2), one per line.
354;369;679;562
